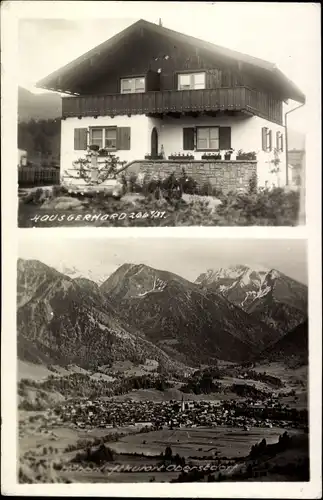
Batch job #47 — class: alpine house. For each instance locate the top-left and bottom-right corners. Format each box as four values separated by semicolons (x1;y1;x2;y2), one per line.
36;19;305;191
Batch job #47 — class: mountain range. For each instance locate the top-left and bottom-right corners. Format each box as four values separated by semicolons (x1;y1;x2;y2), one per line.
18;86;62;122
259;320;308;366
17;259;308;371
196;264;307;335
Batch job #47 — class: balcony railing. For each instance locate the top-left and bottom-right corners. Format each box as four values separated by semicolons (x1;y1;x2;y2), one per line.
62;87;282;124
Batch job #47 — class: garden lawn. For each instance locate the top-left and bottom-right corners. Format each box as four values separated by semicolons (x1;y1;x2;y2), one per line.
18;186;301;227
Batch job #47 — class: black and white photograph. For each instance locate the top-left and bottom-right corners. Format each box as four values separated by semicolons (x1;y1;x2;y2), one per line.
1;1;321;498
16;2;311;227
17;235;309;484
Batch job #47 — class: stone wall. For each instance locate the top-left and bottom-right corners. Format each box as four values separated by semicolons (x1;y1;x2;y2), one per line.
120;160;257;193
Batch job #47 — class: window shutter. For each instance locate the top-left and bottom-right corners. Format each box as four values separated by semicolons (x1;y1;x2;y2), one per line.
261;127;267;151
117;127;131;150
219;127;231;150
268;130;272;151
183;127;195;150
74;128;88;150
277;132;284;152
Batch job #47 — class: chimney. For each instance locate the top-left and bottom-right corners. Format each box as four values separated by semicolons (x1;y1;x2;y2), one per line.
158;18;162;27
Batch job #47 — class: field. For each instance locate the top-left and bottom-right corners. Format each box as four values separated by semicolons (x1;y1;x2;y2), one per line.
112;388;240;403
18;359;308;411
19;412;305;483
254;363;308;385
108;426;302;459
18;361;57;381
254;363;308;409
19;359;160;382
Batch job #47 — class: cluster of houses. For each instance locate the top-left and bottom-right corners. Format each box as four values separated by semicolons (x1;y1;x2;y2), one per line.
42;395;307;432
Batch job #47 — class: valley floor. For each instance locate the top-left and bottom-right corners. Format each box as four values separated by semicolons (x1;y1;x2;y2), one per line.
18;361;309;483
19;407;308;483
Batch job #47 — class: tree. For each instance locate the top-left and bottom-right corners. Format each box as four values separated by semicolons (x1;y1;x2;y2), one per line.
257;438;267;455
246;464;253;477
164;446;173;460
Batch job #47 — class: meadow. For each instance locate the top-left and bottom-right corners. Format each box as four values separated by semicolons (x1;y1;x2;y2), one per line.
108;426;302;459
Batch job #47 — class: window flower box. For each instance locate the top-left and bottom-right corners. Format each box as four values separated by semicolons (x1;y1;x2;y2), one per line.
236;150;257;160
168;153;195;160
98;148;113;157
201;153;222;160
144;153;164;160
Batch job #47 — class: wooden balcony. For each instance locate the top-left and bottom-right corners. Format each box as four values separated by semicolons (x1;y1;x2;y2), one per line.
62;87;282;124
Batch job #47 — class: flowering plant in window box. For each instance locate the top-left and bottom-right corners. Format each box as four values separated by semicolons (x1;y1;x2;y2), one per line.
201;152;222;160
224;149;234;160
98;148;113;157
236;150;257;160
144;153;164;160
168;153;195;160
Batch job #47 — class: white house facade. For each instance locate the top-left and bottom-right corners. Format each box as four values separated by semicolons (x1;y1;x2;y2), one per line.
61;113;286;188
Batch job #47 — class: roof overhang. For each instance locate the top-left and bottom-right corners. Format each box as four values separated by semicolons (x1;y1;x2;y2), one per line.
36;19;306;104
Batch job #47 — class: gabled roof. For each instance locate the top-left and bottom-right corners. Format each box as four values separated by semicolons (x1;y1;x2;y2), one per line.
36;19;305;103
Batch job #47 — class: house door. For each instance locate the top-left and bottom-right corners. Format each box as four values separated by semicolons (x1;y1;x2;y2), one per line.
151;127;158;158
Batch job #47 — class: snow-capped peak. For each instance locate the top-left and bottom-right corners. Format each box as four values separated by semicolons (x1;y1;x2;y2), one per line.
196;265;247;284
197;264;273;286
59;264;108;285
267;269;280;280
195;264;282;311
242;263;270;275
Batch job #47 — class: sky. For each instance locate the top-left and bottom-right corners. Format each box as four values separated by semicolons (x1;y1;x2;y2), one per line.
18;234;308;285
16;1;320;134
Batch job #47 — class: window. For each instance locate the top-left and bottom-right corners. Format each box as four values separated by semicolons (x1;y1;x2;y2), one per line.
276;131;284;152
121;77;145;94
262;127;272;151
90;127;117;150
178;72;205;90
196;127;219;150
90;128;103;148
105;128;117;149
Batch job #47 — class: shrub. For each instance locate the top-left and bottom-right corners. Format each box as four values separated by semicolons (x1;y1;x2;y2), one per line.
248;172;258;195
22;187;44;205
216;187;300;226
127;173;141;193
211;187;225;199
199;182;213;196
19;182;300;227
179;174;198;195
52;184;68;198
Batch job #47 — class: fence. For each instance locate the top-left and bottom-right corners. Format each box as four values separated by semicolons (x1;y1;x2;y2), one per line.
18;167;60;187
